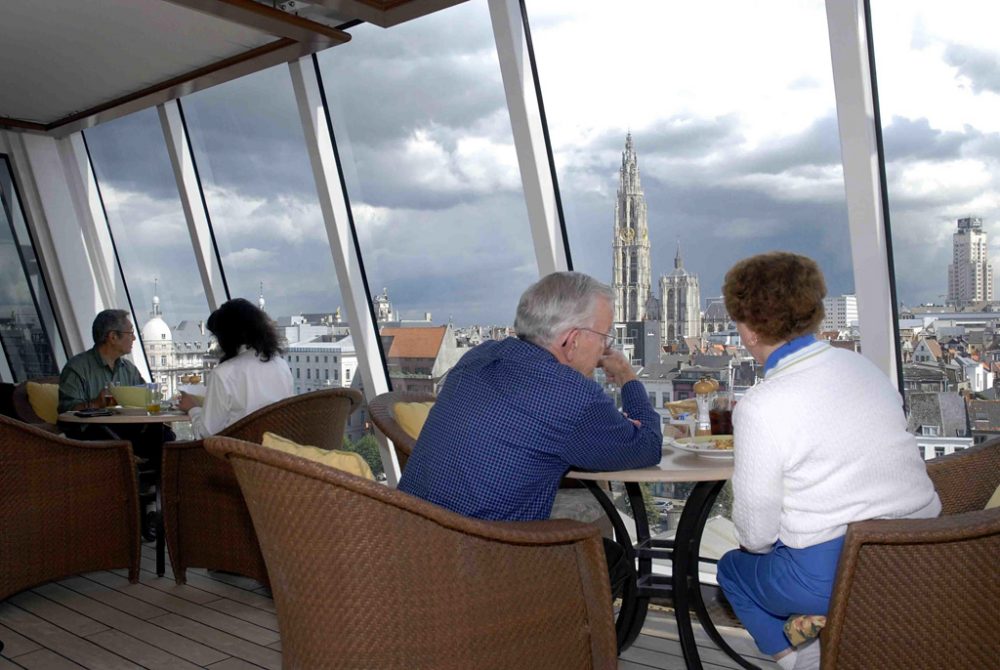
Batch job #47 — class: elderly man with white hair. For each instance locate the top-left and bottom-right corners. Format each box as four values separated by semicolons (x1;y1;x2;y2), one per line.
399;271;662;594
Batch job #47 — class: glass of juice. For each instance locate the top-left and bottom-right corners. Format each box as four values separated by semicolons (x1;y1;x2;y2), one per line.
146;383;162;414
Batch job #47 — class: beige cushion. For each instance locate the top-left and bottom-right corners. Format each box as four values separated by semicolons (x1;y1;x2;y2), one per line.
393;401;434;439
261;431;373;480
986;484;1000;510
26;382;59;424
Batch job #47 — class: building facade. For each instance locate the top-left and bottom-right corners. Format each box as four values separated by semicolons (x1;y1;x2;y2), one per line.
947;216;993;306
611;133;652;322
821;294;859;331
660;244;702;346
141;292;214;399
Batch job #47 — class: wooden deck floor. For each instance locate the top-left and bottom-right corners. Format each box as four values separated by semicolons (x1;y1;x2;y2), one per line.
1;543;776;669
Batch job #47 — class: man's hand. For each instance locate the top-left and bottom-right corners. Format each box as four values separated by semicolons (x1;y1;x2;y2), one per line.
599;348;637;387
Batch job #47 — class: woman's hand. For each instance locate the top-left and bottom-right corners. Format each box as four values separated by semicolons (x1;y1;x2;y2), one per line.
176;392;202;412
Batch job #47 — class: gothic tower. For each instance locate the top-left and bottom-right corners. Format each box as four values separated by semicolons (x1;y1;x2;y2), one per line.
660;241;702;346
612;133;652;322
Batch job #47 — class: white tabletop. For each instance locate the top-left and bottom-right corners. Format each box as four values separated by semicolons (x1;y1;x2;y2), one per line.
58;409;191;425
565;446;733;483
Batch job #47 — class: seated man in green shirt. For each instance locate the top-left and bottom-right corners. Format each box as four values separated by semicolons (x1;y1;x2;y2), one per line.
58;309;145;412
59;308;168;541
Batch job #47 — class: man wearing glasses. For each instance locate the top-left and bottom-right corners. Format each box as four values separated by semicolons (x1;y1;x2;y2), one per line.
399;271;662;595
58;309;146;412
59;309;164;541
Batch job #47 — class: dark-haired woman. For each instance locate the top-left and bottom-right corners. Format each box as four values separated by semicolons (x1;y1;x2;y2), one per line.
716;252;940;670
178;298;293;438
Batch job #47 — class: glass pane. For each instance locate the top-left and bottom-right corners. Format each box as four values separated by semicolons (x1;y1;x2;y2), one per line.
181;64;344;319
85;107;212;390
871;0;998;456
182;67;370;460
528;0;853;563
316;0;536;337
0;156;62;380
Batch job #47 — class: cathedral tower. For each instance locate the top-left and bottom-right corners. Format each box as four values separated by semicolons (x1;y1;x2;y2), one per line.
612;133;652;322
660;241;701;346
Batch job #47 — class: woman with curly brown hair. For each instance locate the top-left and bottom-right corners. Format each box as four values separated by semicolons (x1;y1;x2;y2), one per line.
716;252;940;670
177;298;293;438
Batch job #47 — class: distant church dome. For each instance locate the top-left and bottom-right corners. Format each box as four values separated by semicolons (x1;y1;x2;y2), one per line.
142;281;172;341
142;316;172;342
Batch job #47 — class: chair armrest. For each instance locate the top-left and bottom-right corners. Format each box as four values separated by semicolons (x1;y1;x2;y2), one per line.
823;508;1000;670
843;508;1000;546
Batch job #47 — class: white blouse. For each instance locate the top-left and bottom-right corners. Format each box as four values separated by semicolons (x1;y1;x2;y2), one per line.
188;347;294;438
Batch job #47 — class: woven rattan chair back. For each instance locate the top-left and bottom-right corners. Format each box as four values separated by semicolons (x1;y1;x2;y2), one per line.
367;390;435;471
162;388;362;586
0;414;141;601
204;434;618;670
820;440;1000;669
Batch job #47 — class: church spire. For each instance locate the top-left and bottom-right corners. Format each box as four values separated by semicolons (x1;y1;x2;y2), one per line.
675;239;683;269
258;282;265;310
151;278;161;317
612;133;651;322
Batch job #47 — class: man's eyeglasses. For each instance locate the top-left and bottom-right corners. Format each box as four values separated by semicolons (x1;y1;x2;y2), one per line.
113;329;135;337
563;327;615;348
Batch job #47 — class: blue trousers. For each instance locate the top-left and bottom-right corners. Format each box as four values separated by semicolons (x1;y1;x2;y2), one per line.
717;536;845;655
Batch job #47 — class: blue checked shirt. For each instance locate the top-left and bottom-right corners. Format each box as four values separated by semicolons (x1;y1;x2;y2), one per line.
397;337;662;521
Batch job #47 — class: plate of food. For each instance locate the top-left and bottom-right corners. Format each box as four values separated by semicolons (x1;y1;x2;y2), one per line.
666;435;734;459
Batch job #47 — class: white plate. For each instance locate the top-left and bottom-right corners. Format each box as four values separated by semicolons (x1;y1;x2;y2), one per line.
666;435;734;459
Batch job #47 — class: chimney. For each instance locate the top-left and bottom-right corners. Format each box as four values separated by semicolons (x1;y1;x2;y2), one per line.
198;320;205;335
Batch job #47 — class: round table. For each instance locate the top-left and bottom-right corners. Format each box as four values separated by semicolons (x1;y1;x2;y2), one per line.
59;409;191;576
567;447;755;670
58;409;191;426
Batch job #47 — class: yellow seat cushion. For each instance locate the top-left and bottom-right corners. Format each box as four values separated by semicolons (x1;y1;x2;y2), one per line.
986;484;1000;510
393;401;434;439
26;382;59;424
261;431;373;480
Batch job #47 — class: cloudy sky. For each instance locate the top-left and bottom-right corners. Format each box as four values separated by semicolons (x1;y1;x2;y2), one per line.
81;0;999;330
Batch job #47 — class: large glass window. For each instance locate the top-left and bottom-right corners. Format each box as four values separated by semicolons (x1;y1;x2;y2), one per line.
528;0;853;563
84;108;211;339
872;0;998;455
0;156;63;381
181;64;345;320
85;106;212;422
316;0;536;336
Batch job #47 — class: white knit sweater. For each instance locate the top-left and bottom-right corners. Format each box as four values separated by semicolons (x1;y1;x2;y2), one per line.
732;341;941;552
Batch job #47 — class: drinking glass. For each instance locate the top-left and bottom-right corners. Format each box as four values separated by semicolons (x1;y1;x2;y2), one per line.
145;383;162;414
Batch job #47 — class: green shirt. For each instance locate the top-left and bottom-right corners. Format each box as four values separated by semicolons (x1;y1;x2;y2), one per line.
58;347;146;412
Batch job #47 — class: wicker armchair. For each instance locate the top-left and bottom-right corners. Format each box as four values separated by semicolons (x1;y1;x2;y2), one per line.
367;390;434;470
821;440;1000;669
0;414;140;601
204;434;618;670
161;388;362;586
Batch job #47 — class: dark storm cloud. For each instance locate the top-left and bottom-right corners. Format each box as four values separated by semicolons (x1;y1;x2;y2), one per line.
738;116;843;174
943;44;1000;94
85;107;182;201
881;116;972;162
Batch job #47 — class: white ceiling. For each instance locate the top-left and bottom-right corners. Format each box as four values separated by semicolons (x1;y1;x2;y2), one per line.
0;0;466;134
1;0;278;125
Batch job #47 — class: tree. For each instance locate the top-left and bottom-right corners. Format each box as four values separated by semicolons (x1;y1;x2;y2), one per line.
342;434;384;479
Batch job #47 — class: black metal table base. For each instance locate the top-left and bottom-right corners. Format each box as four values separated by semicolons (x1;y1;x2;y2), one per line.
582;480;760;669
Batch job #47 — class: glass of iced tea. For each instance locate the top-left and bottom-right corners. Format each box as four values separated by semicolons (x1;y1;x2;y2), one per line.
710;391;734;434
146;383;162;414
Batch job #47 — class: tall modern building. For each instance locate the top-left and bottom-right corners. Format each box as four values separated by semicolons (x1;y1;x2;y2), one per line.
611;133;652;322
660;243;702;345
948;216;993;306
821;294;858;331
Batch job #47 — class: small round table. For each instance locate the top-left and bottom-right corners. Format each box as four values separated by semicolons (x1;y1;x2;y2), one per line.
59;409;191;576
567;447;755;670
